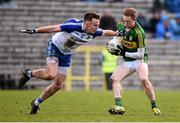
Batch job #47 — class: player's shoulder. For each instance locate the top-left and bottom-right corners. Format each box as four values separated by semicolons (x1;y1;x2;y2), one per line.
60;18;83;32
64;18;83;24
134;22;145;35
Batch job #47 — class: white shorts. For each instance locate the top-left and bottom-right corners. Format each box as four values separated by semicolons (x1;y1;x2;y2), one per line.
46;57;69;75
122;60;143;73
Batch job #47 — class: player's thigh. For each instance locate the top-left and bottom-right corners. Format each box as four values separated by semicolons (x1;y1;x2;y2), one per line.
136;62;149;81
46;57;59;76
111;65;132;82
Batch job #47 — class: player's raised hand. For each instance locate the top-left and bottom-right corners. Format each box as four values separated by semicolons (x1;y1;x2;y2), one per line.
19;29;37;34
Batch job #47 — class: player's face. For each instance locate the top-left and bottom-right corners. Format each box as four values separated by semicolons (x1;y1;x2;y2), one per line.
84;18;99;34
123;15;136;29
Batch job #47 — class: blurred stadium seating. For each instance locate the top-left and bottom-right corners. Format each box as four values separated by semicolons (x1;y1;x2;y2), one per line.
0;0;180;90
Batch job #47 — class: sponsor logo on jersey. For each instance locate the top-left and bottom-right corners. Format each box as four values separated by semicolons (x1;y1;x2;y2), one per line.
71;31;93;42
122;40;137;49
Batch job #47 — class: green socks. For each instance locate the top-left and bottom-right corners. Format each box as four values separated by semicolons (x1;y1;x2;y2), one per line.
115;98;157;109
115;98;122;106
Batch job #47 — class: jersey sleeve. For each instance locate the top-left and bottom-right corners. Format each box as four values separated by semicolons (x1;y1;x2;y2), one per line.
134;22;146;48
94;28;103;36
137;31;146;48
60;19;82;33
60;24;80;33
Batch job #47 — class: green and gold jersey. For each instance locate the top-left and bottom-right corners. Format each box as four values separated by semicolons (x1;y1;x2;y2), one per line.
117;22;148;62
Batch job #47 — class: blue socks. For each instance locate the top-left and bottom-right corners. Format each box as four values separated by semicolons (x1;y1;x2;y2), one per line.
34;98;43;106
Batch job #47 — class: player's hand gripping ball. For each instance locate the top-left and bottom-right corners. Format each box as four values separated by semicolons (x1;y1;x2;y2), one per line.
107;36;124;56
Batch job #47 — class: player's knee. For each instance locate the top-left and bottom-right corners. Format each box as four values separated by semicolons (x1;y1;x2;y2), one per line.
111;76;119;84
139;76;148;83
53;85;61;90
45;73;56;80
140;77;150;87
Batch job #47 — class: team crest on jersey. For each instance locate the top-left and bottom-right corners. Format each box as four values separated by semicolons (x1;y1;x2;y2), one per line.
129;36;133;41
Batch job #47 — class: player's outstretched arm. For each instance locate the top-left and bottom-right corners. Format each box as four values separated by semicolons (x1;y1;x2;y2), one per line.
19;25;61;34
102;29;130;37
102;30;118;36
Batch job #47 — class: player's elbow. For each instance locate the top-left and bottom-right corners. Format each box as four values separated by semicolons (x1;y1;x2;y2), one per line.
137;48;145;60
137;54;143;60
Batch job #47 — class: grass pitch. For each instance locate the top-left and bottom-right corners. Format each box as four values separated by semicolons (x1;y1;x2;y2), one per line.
0;90;180;122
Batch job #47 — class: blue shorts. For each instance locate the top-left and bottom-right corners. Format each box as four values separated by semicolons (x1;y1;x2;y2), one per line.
46;41;71;67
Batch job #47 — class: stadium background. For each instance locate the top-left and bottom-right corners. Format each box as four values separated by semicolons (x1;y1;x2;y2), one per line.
0;0;180;91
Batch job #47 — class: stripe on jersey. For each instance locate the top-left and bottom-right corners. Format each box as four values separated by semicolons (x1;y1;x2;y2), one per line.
135;26;144;48
60;18;103;37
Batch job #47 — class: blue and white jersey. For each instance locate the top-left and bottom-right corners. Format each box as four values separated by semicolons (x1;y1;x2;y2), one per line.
52;18;103;54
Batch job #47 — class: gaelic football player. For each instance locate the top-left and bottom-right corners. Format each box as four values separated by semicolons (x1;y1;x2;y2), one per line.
18;12;119;114
107;8;161;115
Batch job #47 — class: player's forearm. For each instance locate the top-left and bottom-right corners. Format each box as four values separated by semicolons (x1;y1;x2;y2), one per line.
103;30;117;36
36;25;60;33
125;48;145;60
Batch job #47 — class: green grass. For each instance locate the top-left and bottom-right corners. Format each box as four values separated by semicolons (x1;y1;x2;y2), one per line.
0;90;180;122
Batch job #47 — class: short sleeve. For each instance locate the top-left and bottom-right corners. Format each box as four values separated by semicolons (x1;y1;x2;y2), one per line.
60;19;82;32
137;31;145;48
94;28;103;36
60;24;81;32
